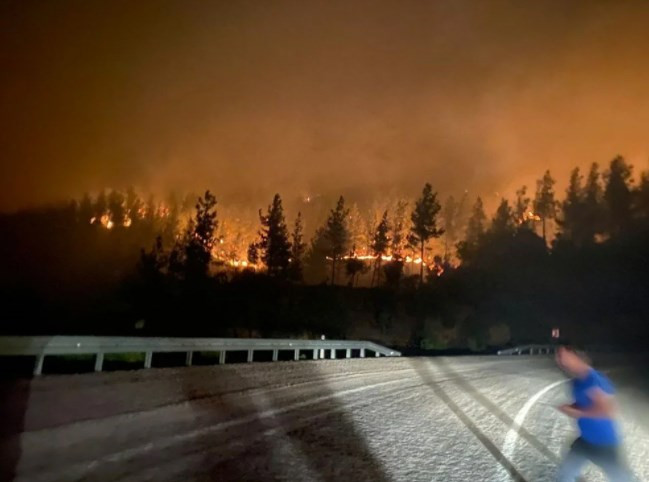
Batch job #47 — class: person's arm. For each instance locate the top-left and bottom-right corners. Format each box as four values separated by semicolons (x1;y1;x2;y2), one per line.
558;388;616;419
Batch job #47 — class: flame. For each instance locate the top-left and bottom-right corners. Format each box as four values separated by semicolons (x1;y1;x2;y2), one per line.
326;252;428;266
518;210;541;224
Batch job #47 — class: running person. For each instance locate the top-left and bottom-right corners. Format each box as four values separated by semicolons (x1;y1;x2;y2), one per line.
555;346;633;481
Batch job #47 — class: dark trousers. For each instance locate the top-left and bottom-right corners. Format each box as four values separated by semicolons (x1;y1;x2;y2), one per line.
557;437;634;481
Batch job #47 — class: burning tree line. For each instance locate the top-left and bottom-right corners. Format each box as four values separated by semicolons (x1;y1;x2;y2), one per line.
9;154;648;289
2;155;649;346
134;184;448;288
132;155;649;289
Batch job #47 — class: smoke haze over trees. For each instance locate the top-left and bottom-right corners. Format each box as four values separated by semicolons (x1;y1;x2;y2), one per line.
3;1;649;214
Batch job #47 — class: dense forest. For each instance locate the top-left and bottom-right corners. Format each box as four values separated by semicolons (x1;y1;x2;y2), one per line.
1;156;648;351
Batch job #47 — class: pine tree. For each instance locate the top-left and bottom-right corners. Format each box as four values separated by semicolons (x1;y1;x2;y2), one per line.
442;196;459;260
184;190;218;280
108;190;126;227
144;194;156;226
514;186;532;229
636;171;649;221
533;170;557;244
456;197;486;263
390;200;408;259
258;194;291;277
604;155;633;236
466;197;486;244
370;210;390;286
325;196;350;285
139;235;167;281
408;183;443;282
304;227;330;284
582;162;605;242
347;203;368;255
491;199;515;236
559;167;584;244
247;242;259;265
289;212;306;282
125;187;142;225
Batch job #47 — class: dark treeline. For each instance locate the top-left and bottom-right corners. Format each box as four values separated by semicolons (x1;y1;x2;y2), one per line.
1;156;649;350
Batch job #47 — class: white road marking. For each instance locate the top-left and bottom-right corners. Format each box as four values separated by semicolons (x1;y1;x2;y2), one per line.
502;379;567;463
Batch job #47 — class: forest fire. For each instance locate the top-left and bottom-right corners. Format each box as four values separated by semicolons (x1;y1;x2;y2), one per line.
520;210;541;224
327;253;427;265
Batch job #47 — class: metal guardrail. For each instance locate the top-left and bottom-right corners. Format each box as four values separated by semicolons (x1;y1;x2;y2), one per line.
497;344;557;356
0;336;401;375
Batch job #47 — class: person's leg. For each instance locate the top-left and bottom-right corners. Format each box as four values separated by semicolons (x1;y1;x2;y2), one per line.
557;440;589;482
591;446;634;482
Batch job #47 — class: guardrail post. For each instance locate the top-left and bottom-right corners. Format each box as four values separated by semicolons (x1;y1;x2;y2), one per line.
375;351;380;357
34;354;45;376
346;348;351;359
94;353;104;372
330;349;336;360
272;349;278;362
185;351;193;366
247;349;254;363
360;348;365;358
313;349;318;360
144;352;153;368
219;351;226;364
294;349;299;361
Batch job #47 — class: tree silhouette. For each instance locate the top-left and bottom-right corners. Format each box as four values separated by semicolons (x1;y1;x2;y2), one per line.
514;186;532;229
347;203;368;255
289;212;306;282
491;198;515;236
258;194;291;277
408;183;444;283
371;210;390;286
247;242;259;266
108;190;126;227
144;194;157;227
325;196;350;285
139;235;167;281
559;167;590;245
604;155;633;236
442;196;459;261
390;200;408;259
162;192;180;246
184;190;218;280
580;162;606;243
457;197;486;263
637;171;649;221
304;227;330;284
125;187;142;226
345;252;366;287
533;170;557;244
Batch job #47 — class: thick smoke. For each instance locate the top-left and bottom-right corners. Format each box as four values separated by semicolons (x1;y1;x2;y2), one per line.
1;0;649;212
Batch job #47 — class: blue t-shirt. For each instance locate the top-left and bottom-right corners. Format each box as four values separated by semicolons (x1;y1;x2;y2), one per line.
572;369;619;446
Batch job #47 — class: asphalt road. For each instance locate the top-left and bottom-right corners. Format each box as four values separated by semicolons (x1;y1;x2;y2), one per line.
1;355;647;481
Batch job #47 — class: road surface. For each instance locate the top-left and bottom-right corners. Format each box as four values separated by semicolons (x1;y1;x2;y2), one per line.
1;356;648;481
